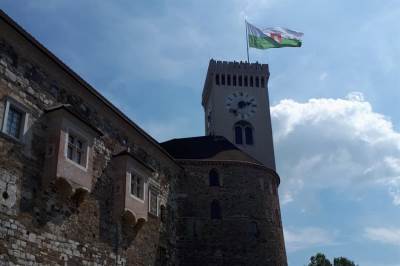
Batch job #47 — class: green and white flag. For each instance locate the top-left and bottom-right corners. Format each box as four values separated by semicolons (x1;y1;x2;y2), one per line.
247;21;303;49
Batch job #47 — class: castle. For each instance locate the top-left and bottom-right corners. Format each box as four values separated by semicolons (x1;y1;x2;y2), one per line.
0;10;287;266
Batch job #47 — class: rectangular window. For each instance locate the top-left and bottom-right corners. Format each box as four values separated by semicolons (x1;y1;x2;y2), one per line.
238;76;243;86
250;76;254;87
1;99;27;140
215;74;220;85
149;188;159;216
66;133;86;166
221;74;225;85
233;75;237;86
131;173;144;200
227;75;231;86
255;77;260;87
244;76;248;86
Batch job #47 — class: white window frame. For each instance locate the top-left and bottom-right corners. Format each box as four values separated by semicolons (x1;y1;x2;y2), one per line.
129;171;145;202
64;129;89;171
1;98;29;141
148;187;159;216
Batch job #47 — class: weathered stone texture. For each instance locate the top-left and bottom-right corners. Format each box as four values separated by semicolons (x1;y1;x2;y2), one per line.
175;161;287;266
0;12;179;265
0;10;287;266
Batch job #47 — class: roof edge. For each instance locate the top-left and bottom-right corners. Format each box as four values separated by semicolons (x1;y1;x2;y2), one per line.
0;9;178;166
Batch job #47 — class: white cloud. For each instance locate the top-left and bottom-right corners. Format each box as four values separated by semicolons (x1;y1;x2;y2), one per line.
271;92;400;206
364;227;400;246
284;227;336;252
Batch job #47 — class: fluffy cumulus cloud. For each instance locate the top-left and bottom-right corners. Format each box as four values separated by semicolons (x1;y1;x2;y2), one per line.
271;92;400;206
284;227;336;252
364;227;400;246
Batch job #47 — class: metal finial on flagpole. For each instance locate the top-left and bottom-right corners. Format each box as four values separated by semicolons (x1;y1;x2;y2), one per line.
245;20;250;63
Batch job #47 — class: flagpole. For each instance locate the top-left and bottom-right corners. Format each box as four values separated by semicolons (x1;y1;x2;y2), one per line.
245;20;250;63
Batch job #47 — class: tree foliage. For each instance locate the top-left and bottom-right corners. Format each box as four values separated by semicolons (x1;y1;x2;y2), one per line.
333;257;357;266
307;253;357;266
308;253;332;266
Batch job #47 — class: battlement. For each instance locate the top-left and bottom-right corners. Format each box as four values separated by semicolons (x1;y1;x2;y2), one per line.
202;59;270;107
208;59;269;73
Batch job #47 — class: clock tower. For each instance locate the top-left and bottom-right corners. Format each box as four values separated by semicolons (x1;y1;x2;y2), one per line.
202;59;276;170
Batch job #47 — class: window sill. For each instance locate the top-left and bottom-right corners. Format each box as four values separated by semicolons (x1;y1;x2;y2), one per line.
129;194;145;203
65;157;88;172
0;131;23;145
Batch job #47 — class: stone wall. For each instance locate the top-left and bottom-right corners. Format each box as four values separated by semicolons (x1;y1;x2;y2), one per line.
0;11;180;266
176;160;287;266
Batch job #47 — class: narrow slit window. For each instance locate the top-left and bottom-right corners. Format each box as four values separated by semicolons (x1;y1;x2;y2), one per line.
245;126;253;145
221;74;225;85
209;169;220;187
215;74;220;85
233;75;237;86
211;200;221;219
244;76;248;86
255;77;260;87
235;126;243;144
227;75;231;86
250;76;254;87
239;76;243;86
261;77;265;88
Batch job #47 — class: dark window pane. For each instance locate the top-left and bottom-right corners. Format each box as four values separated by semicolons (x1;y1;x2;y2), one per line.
245;127;253;145
215;74;220;85
235;126;243;144
221;74;225;85
233;75;237;86
209;169;220;187
255;77;260;87
211;200;221;219
261;77;265;88
76;150;82;164
239;76;243;86
150;190;158;215
250;76;254;87
6;107;22;138
67;145;74;160
227;75;231;86
244;76;248;86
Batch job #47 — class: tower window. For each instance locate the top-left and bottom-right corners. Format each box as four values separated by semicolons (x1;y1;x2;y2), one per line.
233;75;237;86
227;75;231;86
234;121;254;145
245;126;254;145
221;74;225;85
215;74;220;85
250;76;254;87
244;76;248;86
235;125;243;144
209;169;220;187
261;77;265;88
238;76;243;86
211;200;221;219
255;77;260;87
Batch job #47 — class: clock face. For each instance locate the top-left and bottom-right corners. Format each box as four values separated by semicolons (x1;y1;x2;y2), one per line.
225;91;257;119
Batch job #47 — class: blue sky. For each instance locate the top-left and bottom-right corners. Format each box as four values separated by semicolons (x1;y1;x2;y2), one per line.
2;1;400;265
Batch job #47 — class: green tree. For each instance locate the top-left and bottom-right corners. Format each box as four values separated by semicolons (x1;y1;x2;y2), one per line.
333;257;357;266
308;253;332;266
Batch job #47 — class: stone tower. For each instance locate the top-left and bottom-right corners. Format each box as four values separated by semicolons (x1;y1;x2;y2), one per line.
202;60;276;170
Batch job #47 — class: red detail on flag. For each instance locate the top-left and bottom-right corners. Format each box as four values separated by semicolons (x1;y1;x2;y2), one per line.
270;33;282;43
